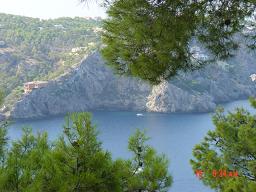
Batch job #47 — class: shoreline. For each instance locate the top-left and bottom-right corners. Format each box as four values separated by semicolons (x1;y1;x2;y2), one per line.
3;98;252;122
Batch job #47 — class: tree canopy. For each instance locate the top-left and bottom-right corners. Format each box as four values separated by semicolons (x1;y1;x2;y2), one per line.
0;112;172;192
99;0;256;84
191;98;256;192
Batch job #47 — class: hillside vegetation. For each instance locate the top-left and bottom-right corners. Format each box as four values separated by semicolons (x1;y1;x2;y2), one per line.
0;13;102;108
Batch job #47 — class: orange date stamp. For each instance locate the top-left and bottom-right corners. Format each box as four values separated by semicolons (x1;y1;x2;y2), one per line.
195;169;239;179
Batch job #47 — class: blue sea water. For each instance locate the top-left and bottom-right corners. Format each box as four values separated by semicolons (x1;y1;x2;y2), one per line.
7;100;255;192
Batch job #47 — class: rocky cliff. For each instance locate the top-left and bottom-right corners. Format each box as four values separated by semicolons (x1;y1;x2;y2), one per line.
10;47;256;119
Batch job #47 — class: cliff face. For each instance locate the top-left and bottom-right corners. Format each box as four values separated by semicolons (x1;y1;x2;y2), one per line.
146;81;215;113
10;53;150;119
10;48;256;119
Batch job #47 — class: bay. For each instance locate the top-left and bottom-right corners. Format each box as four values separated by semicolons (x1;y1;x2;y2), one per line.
7;100;255;192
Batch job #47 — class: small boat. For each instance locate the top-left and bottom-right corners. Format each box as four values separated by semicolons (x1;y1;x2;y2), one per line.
250;74;256;82
136;113;144;117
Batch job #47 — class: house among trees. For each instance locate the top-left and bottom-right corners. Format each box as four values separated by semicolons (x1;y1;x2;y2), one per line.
54;24;64;29
24;81;48;94
93;27;103;33
71;47;87;53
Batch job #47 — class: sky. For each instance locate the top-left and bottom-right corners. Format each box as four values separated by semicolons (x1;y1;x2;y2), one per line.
0;0;107;19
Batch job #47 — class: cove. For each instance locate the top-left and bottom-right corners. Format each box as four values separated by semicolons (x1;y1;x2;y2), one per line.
7;100;255;192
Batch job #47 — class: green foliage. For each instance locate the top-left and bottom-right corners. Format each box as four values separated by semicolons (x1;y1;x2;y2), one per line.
1;128;50;191
0;13;102;102
0;112;172;192
3;86;23;110
0;121;8;167
0;90;4;107
102;0;256;84
191;99;256;192
125;129;172;191
47;112;121;192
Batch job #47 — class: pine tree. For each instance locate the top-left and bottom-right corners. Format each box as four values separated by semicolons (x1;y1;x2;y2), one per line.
47;112;122;192
99;0;256;84
0;112;172;192
191;98;256;192
0;128;50;192
0;121;8;185
123;129;172;192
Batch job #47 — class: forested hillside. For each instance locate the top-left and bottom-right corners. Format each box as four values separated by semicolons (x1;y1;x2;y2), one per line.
0;13;102;108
